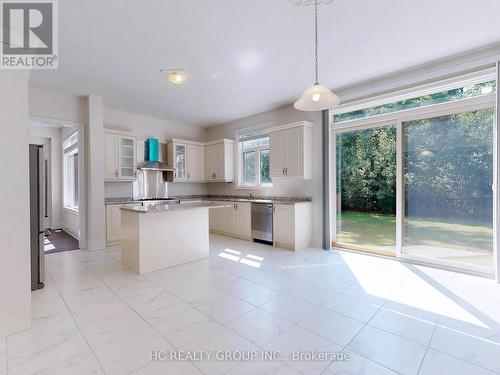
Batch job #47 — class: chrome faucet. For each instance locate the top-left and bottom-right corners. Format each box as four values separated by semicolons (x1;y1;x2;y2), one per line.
248;192;254;200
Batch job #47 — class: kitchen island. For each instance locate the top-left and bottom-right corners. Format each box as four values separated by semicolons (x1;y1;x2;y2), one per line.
120;201;232;274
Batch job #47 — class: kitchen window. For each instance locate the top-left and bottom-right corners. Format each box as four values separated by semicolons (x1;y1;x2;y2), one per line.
63;132;79;211
237;127;272;188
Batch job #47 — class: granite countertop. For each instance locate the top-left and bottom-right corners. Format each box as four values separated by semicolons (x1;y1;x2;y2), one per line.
205;196;312;205
106;195;312;206
120;201;232;213
105;197;140;205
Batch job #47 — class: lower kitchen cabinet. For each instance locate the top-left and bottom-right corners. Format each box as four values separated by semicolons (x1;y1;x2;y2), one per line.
209;202;251;240
273;203;312;251
106;204;136;245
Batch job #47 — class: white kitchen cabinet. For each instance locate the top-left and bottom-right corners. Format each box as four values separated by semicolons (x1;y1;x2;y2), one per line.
273;204;294;245
104;133;118;180
209;201;251;240
205;139;234;182
104;130;137;181
233;202;251;238
187;144;206;181
269;121;313;180
118;136;137;180
273;202;312;251
167;139;206;182
106;203;136;245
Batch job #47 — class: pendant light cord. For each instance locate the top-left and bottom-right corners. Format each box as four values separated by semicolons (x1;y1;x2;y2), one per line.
314;0;319;84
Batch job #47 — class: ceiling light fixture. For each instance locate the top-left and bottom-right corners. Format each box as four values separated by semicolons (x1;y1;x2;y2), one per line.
294;0;339;111
161;69;188;85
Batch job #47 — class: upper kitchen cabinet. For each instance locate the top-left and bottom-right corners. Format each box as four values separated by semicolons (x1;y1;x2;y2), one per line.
205;139;234;182
167;139;206;182
269;121;313;180
104;130;137;181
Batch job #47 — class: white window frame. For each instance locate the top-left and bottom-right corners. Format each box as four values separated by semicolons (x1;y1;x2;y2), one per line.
63;131;79;212
330;69;497;277
236;124;273;189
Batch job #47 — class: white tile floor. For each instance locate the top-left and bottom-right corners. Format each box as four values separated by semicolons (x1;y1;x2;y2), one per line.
3;234;500;374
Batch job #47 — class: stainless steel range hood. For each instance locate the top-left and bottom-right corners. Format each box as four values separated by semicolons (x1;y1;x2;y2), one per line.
137;138;175;172
137;160;175;172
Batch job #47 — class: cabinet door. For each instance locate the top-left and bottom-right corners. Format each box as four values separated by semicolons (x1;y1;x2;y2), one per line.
205;143;224;181
221;205;235;234
104;134;118;180
106;205;122;242
205;144;215;180
235;202;251;238
118;136;136;180
273;204;294;246
174;144;188;181
187;144;205;181
214;143;224;181
209;207;221;231
269;131;284;177
283;127;302;177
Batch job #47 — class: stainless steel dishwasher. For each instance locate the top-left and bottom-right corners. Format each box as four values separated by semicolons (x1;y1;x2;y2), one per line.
251;203;273;245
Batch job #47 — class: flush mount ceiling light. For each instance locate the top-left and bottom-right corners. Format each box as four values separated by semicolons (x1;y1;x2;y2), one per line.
161;69;188;85
294;0;340;111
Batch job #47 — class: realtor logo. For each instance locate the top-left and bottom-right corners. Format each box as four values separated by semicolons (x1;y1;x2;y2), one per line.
1;0;58;69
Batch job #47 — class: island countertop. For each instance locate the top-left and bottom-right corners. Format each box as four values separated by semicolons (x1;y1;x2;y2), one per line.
120;201;232;213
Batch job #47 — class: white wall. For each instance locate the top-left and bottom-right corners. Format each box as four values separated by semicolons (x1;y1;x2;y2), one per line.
29;86;87;124
0;71;32;336
103;108;209;198
29;125;62;229
206;104;323;247
103;108;207;142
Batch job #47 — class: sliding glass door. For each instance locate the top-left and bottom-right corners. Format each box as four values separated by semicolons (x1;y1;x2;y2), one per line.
331;72;497;275
334;124;397;255
401;109;494;269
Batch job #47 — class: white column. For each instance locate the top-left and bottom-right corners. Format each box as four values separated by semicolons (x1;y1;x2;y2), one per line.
0;71;32;335
85;95;106;250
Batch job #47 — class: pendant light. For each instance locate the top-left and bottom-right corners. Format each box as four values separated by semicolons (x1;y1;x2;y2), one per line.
294;0;339;111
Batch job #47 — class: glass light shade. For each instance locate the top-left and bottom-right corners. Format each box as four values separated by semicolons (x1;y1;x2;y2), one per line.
294;83;340;111
167;71;188;85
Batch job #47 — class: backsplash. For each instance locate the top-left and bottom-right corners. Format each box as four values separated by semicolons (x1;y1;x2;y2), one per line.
206;179;313;198
104;181;208;199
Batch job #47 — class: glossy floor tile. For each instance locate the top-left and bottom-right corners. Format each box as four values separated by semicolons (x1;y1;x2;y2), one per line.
5;234;500;374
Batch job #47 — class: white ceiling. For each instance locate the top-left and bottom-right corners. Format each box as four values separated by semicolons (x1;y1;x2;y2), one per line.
30;0;500;127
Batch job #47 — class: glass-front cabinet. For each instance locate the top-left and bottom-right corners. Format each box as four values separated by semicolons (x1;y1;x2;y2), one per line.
175;144;186;180
118;136;136;180
167;142;187;181
104;131;137;181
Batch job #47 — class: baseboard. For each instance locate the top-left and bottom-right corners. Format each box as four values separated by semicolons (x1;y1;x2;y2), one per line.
209;229;252;242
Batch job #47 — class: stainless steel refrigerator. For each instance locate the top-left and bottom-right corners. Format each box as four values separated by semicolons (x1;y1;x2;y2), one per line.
29;144;45;290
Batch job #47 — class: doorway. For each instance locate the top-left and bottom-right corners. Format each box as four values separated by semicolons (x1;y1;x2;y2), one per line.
29;119;83;253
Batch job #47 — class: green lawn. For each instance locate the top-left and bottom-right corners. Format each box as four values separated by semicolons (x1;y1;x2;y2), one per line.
336;211;493;264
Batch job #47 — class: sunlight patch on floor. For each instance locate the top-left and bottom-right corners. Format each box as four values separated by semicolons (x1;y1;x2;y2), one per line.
218;248;264;268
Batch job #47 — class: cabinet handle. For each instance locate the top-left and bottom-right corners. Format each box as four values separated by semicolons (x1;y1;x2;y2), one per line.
115;170;118;178
282;168;285;175
285;168;288;175
188;173;190;179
